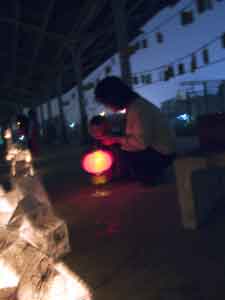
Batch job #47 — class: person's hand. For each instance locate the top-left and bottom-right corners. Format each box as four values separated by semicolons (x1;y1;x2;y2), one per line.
100;136;120;146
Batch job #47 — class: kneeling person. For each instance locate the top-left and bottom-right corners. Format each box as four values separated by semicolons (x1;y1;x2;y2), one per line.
94;76;176;185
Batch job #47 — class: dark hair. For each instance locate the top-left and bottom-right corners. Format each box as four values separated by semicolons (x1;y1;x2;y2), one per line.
89;115;107;126
16;114;28;126
94;76;138;110
28;109;36;119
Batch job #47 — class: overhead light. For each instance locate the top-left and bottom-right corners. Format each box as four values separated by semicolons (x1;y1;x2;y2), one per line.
99;111;106;117
69;122;75;128
18;135;25;141
177;113;190;121
119;109;126;114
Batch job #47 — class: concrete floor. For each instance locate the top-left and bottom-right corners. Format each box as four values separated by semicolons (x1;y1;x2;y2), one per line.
2;146;225;299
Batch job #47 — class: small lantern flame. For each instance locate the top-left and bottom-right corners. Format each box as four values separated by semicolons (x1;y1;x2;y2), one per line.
82;150;113;175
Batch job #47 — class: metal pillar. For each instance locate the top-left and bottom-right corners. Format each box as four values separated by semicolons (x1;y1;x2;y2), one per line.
219;80;225;112
111;0;132;86
70;48;89;144
47;99;53;120
203;82;209;114
56;75;68;143
39;104;45;137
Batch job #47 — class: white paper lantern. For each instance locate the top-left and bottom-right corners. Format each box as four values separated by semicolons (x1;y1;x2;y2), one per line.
18;259;92;300
0;262;19;289
9;195;70;259
0;231;45;289
0;287;17;300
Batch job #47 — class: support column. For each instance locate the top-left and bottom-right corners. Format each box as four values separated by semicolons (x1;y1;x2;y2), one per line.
219;80;225;112
111;0;132;86
70;48;89;144
47;99;53;120
56;75;68;143
203;82;209;114
39;104;45;137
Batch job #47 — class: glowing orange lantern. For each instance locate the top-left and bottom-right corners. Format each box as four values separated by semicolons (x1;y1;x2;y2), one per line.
82;150;113;175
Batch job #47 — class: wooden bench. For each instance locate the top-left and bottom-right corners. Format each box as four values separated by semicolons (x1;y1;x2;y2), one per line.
175;151;225;229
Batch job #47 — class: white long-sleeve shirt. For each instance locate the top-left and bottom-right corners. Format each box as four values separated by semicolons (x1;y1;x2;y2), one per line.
120;97;175;154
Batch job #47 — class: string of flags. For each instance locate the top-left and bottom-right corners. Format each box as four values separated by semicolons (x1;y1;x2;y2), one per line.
81;0;225;91
132;31;225;86
82;31;225;91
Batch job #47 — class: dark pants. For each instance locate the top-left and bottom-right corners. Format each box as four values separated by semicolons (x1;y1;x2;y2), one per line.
120;148;176;182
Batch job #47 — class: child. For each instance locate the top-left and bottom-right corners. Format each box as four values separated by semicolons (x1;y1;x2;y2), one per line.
88;115;111;143
88;115;125;179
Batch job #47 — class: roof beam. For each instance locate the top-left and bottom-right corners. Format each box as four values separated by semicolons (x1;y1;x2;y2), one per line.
0;86;34;97
10;0;20;87
0;94;32;106
22;0;56;88
48;0;107;74
0;17;68;43
37;0;143;90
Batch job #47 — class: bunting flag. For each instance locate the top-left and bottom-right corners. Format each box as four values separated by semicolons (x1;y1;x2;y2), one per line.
142;38;148;48
196;0;213;14
156;32;164;43
132;73;152;85
181;10;194;26
202;48;210;64
133;76;139;85
191;54;197;72
124;0;224;59
178;63;185;75
105;65;112;75
221;32;225;48
164;66;175;81
145;74;152;84
127;42;140;56
82;82;95;91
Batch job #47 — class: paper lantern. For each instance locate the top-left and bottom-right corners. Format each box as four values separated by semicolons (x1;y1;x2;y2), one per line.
82;150;113;175
4;129;12;140
0;234;43;289
9;194;70;259
0;263;19;289
17;260;92;300
0;188;20;225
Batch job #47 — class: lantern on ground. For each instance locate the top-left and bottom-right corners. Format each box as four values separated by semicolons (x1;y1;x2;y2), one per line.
82;150;114;185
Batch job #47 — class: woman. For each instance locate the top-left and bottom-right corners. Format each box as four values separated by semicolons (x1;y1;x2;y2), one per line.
94;76;176;185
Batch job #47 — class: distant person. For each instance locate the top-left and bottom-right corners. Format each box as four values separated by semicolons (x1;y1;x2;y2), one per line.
15;114;29;146
94;76;176;185
28;109;40;156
